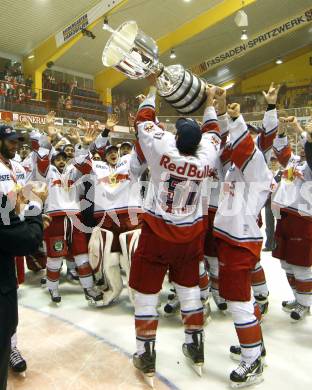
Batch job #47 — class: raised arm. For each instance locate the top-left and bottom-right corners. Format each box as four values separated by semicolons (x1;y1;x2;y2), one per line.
228;103;270;183
74;128;98;175
33;129;54;178
256;82;280;162
92;114;118;159
135;74;158;126
135;84;163;163
273;116;304;167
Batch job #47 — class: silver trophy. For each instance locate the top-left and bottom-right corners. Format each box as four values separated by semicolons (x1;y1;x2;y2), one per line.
102;21;207;114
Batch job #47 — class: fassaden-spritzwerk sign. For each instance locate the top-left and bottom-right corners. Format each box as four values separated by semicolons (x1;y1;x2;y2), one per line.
190;8;312;76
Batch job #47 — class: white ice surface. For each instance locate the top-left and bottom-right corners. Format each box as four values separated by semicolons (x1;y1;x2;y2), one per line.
18;249;312;390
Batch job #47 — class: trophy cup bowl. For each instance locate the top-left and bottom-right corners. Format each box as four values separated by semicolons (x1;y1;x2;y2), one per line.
102;21;207;114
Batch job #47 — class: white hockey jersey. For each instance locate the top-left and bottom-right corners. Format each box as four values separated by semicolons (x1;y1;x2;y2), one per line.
206;108;278;214
204;109;278;215
272;135;312;219
213;114;273;257
135;90;221;243
255;108;278;163
0;158;26;195
20;129;49;183
203;113;229;213
74;136;143;218
35;148;82;216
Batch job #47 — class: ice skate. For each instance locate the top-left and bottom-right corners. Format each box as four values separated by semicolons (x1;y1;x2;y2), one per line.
230;344;267;366
282;299;297;313
230;357;263;388
133;341;156;388
84;288;105;307
217;301;228;312
9;347;27;377
255;294;269;316
290;303;310;321
40;277;47;288
49;288;61;304
201;297;212;324
211;290;227;313
66;268;79;283
163;288;180;316
182;331;204;376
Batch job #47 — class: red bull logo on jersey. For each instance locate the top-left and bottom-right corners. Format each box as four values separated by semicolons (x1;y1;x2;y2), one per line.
160;154;216;179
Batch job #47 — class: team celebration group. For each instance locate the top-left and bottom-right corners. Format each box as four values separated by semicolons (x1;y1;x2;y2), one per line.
0;79;311;389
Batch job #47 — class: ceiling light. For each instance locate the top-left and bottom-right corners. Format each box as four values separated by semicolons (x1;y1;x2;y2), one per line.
217;68;230;77
241;30;248;40
103;16;109;30
28;54;35;59
235;10;248;27
170;49;176;59
223;82;235;90
183;0;192;2
275;58;283;65
166;119;170;122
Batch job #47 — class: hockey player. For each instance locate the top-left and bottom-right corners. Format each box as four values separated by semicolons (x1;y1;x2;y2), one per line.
272;116;312;321
213;102;274;387
129;80;221;386
119;141;133;156
74;116;144;305
19;144;31;161
34;138;103;306
164;88;230;320
202;84;279;318
203;87;230;313
247;84;279;315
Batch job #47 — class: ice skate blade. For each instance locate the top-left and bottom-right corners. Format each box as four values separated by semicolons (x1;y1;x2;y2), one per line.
143;373;155;388
230;353;241;362
192;363;203;377
50;301;61;306
204;315;212;326
12;370;26;378
87;299;106;308
184;356;203;377
230;374;263;388
290;316;307;323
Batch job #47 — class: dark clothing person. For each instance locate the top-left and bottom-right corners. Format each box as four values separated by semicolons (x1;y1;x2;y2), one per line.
0;207;43;390
305;140;312;172
264;198;275;251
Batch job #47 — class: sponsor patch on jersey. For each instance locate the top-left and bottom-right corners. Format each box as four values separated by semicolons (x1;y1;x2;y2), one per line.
144;122;154;132
153;131;164;140
53;240;64;252
243;224;249;235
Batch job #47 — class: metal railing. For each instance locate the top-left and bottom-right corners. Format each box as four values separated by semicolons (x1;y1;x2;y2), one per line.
0;79;108;122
